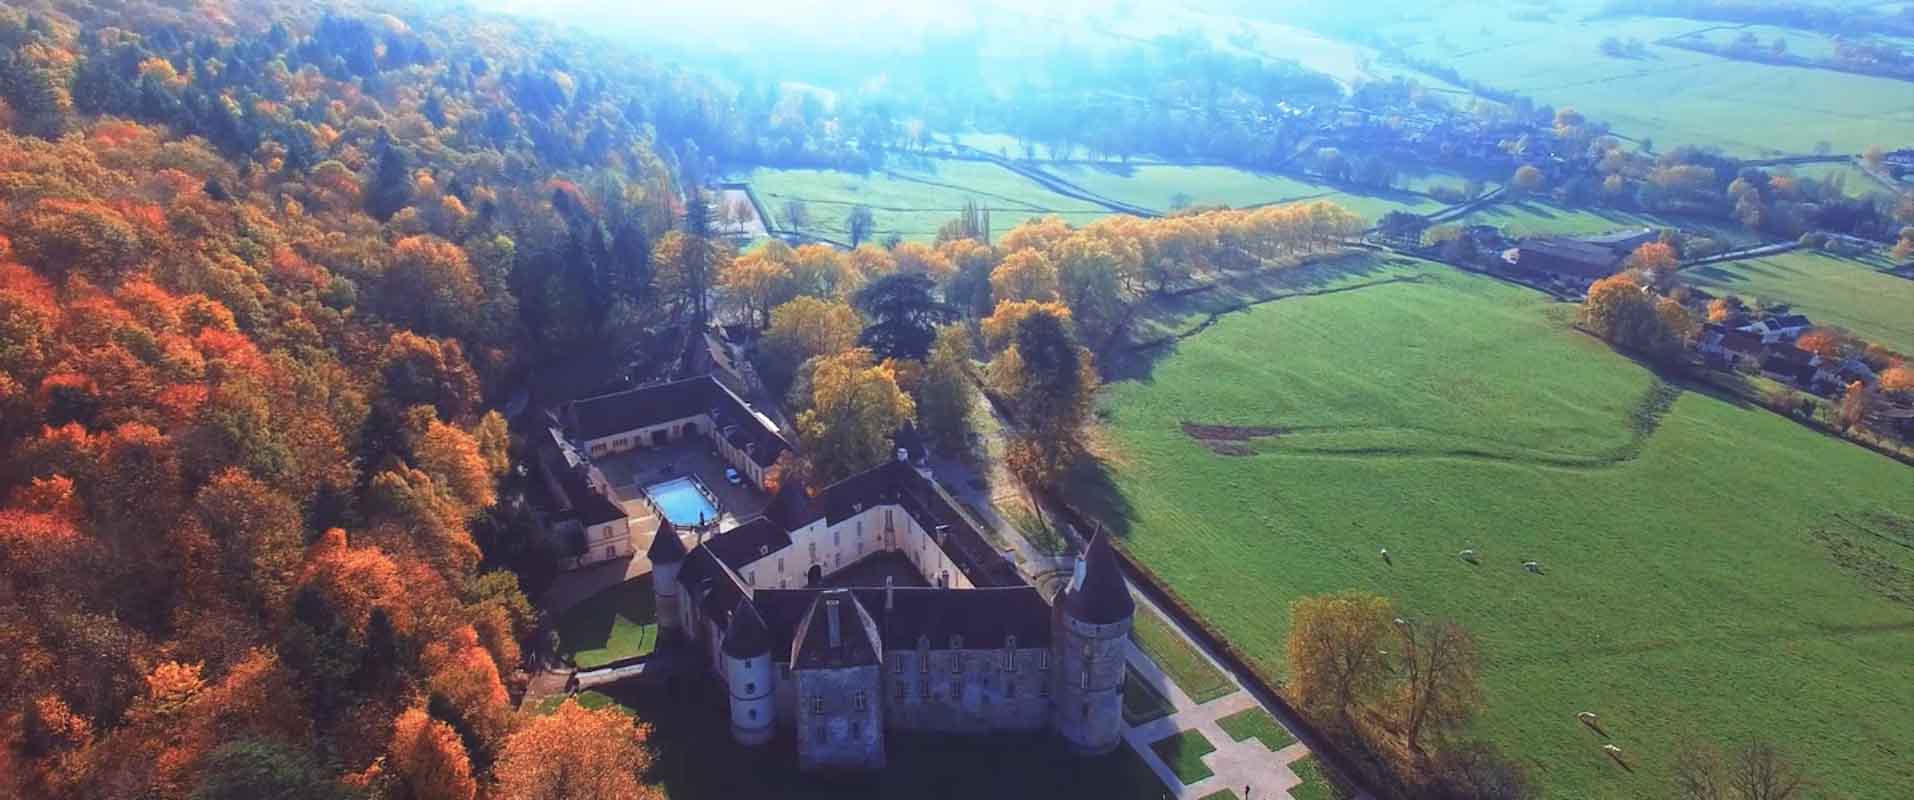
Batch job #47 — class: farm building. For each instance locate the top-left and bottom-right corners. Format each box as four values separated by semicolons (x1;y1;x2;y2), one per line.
1504;227;1658;281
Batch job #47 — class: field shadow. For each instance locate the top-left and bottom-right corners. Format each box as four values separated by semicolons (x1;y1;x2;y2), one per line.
1103;253;1422;385
1060;453;1138;541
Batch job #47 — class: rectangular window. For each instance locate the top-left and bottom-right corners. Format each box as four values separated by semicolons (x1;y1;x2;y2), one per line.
895;681;905;700
921;682;930;699
854;692;867;712
952;653;963;674
1039;651;1049;671
1040;682;1050;698
1081;669;1090;690
833;530;840;546
894;656;904;674
812;697;823;714
1007;681;1017;699
1003;650;1014;670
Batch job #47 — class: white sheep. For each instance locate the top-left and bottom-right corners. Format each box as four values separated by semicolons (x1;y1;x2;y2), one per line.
1522;560;1542;574
1602;744;1623;756
1577;711;1598;724
1459;549;1478;562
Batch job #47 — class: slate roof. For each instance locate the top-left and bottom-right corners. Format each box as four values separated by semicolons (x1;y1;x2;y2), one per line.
1514;238;1627;277
751;586;1051;667
680;546;749;624
760;461;1018;586
1060;532;1135;626
566;375;789;468
789;589;883;669
703;516;793;571
554;468;627;526
646;518;686;564
1771;314;1812;330
721;600;773;658
1719;331;1765;356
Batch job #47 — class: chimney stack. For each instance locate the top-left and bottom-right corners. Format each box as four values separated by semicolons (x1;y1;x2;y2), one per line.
885;577;895;613
825;597;842;648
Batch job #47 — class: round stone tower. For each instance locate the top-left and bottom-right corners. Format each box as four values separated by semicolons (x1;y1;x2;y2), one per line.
646;519;686;639
1054;532;1135;756
722;601;776;746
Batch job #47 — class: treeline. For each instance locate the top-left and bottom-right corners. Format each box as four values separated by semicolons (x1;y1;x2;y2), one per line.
1601;0;1914;38
728;201;1364;493
0;1;697;798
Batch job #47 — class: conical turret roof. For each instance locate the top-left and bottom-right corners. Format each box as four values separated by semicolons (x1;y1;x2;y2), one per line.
1062;532;1134;625
646;519;686;564
722;600;772;658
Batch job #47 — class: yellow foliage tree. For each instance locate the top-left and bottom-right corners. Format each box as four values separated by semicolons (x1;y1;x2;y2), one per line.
1285;592;1394;728
796;349;916;484
492;698;660;800
989;248;1060;304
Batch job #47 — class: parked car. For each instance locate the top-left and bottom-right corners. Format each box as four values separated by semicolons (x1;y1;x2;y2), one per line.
724;468;743;486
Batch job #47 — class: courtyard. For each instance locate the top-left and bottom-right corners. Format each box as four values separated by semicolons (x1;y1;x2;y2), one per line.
594;440;770;532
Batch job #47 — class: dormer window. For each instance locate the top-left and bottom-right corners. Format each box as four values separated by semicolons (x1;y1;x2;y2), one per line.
950;635;963;650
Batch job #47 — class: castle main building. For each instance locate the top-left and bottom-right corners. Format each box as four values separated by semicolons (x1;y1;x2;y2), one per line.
645;460;1136;770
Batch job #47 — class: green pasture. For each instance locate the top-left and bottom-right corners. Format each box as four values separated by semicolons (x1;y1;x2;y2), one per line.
1069;255;1914;798
1684;250;1914;355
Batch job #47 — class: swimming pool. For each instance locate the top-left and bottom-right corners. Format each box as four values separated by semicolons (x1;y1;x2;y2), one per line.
645;476;720;527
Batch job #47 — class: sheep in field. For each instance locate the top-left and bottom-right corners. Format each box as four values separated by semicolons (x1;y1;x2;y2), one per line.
1459;549;1478;563
1379;548;1391;565
1522;560;1542;574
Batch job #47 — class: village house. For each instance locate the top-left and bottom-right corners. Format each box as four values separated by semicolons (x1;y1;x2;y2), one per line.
1503;228;1655;282
1698;325;1767;370
1738;314;1814;344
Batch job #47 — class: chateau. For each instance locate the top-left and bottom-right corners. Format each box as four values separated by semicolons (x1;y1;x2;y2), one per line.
645;462;1136;770
536;373;1137;769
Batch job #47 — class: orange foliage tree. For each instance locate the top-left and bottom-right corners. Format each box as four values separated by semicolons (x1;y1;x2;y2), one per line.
491;698;661;800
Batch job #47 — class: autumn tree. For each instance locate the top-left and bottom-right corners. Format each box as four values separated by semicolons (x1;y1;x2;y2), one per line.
989;307;1096;488
990;248;1060;304
1837;381;1875;432
760;296;862;391
491;698;661;800
1624;241;1679;275
1285;592;1394;728
1793;328;1850;361
386;708;477;800
720;240;798;328
1880;364;1914;397
918;324;977;453
1510;165;1545;196
1580;275;1691;363
1054;231;1130;345
892;241;955;283
382;235;482;338
796;349;916;484
1706;294;1745;323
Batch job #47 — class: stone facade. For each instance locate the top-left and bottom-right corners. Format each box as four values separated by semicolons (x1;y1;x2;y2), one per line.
646;459;1132;770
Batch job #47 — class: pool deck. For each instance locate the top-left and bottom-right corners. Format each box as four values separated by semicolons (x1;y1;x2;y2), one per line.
645;476;722;528
595;442;769;530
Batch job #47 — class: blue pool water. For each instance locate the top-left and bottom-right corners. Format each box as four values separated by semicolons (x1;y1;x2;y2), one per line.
646;477;720;527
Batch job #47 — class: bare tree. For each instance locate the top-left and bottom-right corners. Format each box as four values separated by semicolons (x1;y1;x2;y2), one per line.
1672;740;1809;800
1392;618;1482;755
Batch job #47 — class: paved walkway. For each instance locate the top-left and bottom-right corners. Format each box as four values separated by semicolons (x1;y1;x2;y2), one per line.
1121;605;1315;800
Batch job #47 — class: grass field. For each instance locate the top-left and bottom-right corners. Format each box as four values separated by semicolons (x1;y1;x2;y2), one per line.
737;157;1108;243
1070;255;1914;798
1216;707;1296;753
1459;200;1760;246
1132;607;1235;704
1369;2;1914;155
555;576;659;669
592;680;1171;799
1046;163;1450;220
1150;729;1218;784
1683;251;1914;355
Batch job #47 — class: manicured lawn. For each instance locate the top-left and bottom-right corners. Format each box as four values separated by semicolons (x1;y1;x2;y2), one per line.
1289;756;1349;800
1683;251;1914;355
1149;729;1218;785
1070;255;1914;798
1197;790;1237;800
589;679;1172;799
1131;607;1235;704
554;575;659;669
1122;666;1176;726
1216;707;1296;753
